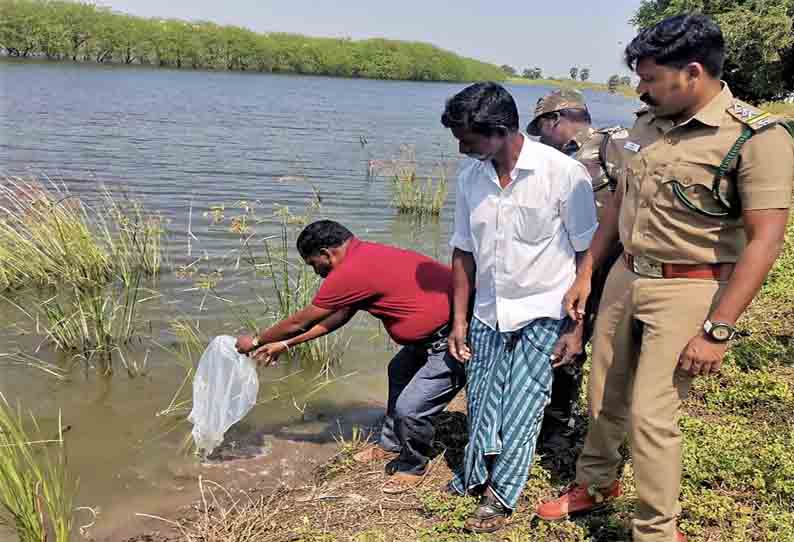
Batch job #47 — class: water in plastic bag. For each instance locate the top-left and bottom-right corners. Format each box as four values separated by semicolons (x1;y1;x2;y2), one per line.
188;335;259;456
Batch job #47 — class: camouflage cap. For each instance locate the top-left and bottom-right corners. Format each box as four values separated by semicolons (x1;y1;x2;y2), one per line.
527;89;588;136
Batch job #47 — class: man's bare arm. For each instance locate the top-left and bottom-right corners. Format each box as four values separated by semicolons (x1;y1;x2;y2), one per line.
449;248;476;362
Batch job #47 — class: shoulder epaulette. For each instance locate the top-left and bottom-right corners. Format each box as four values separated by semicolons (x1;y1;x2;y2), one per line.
596;125;629;139
727;101;778;131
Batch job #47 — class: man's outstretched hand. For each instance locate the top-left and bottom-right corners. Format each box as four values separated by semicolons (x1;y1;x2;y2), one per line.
235;334;256;354
251;342;287;367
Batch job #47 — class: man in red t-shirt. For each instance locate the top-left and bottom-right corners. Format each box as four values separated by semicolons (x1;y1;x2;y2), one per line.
236;220;465;493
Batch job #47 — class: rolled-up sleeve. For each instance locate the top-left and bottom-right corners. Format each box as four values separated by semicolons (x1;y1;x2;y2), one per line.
450;172;474;252
561;162;598;252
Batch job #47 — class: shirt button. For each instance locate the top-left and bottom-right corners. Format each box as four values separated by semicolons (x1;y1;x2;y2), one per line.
665;136;676;145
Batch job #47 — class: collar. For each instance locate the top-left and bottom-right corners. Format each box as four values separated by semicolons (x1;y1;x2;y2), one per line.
648;83;734;130
480;133;534;189
691;83;733;127
513;133;536;170
478;133;535;173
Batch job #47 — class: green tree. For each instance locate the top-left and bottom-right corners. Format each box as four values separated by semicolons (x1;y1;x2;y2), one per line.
632;0;794;102
0;0;507;83
500;64;516;76
580;67;590;81
570;66;579;80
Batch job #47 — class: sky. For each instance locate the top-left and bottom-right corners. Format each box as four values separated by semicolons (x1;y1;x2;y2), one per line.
100;0;642;82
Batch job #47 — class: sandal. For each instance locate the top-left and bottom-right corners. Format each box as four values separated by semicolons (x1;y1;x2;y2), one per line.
464;491;511;533
352;445;398;464
381;472;424;494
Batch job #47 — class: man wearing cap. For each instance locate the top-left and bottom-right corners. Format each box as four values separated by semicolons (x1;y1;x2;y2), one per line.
535;14;793;542
527;88;626;457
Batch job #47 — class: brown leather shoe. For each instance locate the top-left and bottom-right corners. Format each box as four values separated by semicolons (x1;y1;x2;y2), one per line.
352;445;398;464
535;481;622;521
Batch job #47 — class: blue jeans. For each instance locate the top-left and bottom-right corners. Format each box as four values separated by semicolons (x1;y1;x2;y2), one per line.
379;336;466;475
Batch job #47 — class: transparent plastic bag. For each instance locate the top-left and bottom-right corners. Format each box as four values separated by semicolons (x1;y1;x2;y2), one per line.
188;335;259;456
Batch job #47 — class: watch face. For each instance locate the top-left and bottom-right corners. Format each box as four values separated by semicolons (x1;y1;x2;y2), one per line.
711;325;732;341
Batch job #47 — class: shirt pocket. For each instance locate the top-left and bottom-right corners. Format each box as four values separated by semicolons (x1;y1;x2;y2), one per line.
663;162;735;219
512;204;557;245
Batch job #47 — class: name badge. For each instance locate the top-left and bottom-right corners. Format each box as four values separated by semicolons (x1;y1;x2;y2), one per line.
624;141;641;153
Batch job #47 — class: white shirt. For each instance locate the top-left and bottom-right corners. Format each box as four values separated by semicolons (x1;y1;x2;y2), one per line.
450;134;598;332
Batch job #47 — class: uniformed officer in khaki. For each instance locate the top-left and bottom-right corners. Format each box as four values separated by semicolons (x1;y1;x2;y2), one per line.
527;89;627;456
536;14;794;542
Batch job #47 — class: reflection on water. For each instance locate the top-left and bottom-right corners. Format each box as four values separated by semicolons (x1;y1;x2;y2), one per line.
0;59;638;538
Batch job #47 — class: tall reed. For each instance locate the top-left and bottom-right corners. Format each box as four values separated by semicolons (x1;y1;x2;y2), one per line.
0;176;164;292
368;145;449;217
0;394;74;542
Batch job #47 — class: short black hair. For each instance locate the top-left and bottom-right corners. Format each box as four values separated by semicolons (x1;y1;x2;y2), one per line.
296;220;353;258
441;82;519;136
625;14;725;78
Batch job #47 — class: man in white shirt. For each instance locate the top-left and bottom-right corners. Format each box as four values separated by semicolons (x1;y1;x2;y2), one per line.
441;82;598;533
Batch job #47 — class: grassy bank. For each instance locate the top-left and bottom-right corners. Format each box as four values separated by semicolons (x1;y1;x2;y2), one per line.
143;216;794;542
507;77;637;98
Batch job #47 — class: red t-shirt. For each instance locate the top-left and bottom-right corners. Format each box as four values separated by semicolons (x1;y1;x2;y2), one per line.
312;238;452;345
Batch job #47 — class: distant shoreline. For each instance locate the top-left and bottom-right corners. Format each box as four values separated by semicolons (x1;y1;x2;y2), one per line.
507;76;637;98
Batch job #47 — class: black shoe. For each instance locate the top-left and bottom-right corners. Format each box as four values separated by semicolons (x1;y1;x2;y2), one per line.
464;491;511;533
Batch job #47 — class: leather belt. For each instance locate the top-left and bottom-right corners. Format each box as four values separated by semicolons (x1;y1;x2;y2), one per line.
623;253;733;280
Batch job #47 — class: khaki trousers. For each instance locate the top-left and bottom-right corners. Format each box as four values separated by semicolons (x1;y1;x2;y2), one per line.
575;258;726;542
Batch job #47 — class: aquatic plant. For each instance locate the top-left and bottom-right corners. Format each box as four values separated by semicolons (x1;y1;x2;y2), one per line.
2;265;157;376
369;146;449;217
0;394;75;542
242;205;346;370
0;176;164;292
390;168;448;217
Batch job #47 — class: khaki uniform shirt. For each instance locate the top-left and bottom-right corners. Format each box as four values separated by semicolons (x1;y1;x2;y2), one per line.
563;126;627;222
610;84;794;264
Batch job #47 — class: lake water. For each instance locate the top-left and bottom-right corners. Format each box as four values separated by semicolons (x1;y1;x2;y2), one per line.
0;60;638;540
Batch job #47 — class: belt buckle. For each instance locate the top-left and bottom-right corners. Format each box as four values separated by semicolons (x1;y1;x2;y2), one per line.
632;255;664;278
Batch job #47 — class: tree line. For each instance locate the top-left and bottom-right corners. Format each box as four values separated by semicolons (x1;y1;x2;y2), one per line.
633;0;794;102
0;0;506;82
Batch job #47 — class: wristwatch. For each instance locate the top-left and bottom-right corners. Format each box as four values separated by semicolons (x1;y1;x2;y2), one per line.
703;320;737;342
